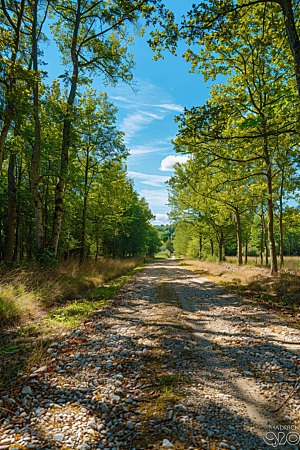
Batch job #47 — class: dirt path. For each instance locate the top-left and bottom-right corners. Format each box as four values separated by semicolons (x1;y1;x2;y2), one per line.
1;260;300;450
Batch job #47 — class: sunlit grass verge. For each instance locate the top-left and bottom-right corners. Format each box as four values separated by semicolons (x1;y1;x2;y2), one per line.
42;264;146;330
182;258;300;312
0;257;151;328
43;299;107;329
0;261;150;387
225;254;300;274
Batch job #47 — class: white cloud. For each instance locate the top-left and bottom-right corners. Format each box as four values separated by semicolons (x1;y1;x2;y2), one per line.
128;171;170;187
159;155;189;171
109;79;184;144
120;111;164;142
111;96;184;113
153;103;184;112
128;144;170;157
152;214;169;225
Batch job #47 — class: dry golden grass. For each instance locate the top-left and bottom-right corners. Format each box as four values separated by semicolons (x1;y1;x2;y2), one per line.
0;257;148;328
182;258;268;285
182;258;300;312
225;255;300;275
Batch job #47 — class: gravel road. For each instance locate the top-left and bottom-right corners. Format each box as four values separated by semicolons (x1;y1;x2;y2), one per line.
1;260;300;450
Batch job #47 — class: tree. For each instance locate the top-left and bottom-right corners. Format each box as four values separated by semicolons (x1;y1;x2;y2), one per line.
49;0;162;255
149;1;300;105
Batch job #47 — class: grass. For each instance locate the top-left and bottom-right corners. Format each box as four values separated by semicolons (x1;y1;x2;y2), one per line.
225;254;300;274
182;258;300;313
155;251;170;258
161;373;180;393
0;256;151;329
0;257;153;386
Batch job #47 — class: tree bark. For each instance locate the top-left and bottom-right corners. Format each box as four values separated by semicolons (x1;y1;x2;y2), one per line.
50;0;81;256
265;235;269;266
44;161;50;245
218;232;223;262
245;241;248;265
265;160;278;274
30;0;44;255
0;110;13;175
279;173;284;268
0;216;3;260
210;238;214;256
280;0;300;102
260;210;264;266
80;146;89;261
0;0;25;176
80;196;87;261
4;153;17;264
13;152;22;261
236;209;242;265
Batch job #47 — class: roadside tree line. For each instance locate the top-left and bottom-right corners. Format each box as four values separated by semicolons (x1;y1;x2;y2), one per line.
0;0;164;265
149;2;300;274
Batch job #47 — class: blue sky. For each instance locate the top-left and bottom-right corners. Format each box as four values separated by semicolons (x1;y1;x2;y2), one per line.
44;1;213;225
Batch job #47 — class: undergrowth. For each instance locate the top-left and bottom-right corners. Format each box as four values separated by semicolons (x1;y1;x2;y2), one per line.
0;260;151;387
0;256;150;328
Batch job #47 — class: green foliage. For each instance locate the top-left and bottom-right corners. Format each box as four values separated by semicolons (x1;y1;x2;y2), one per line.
44;299;107;328
0;295;20;326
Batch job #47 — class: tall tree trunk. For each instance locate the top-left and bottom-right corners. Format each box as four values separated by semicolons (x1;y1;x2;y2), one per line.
4;153;17;264
210;238;214;256
13;152;22;261
80;146;89;261
279;173;284;268
245;241;248;265
0;110;13;175
260;210;264;267
265;155;278;274
51;1;81;256
44;161;50;245
281;0;300;102
265;236;269;266
236;208;242;265
80;196;87;261
218;232;224;262
30;0;44;255
0;216;3;260
0;0;25;176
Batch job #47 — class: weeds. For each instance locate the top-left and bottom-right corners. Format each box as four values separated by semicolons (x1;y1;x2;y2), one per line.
44;299;107;329
0;259;153;387
161;374;179;393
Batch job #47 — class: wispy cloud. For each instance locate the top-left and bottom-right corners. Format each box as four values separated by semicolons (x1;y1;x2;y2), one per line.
128;171;170;187
111;96;184;114
108;79;184;143
160;155;189;171
153;103;184;112
128;144;171;157
120;111;164;143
